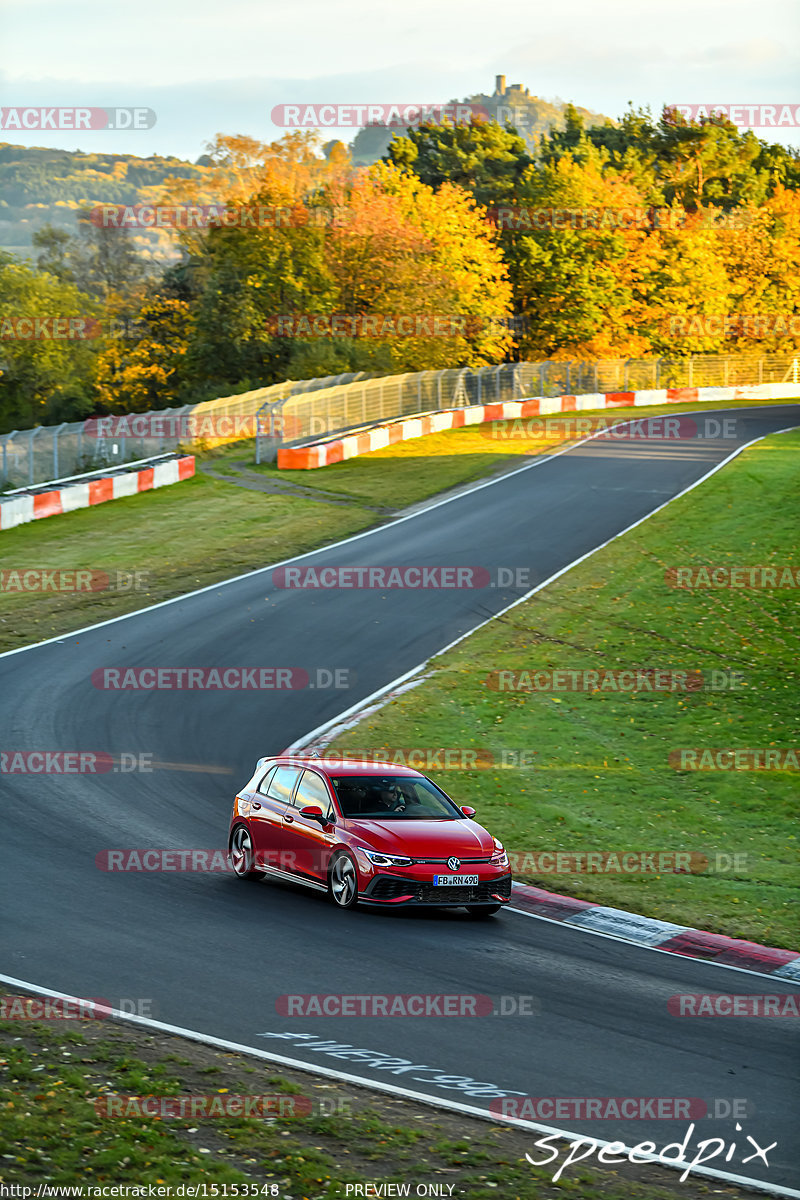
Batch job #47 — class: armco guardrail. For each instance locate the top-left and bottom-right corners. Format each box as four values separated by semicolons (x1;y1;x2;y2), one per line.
2;355;796;488
0;456;196;532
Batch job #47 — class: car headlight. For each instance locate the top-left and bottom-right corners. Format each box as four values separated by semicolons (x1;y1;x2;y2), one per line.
365;849;414;868
491;838;508;865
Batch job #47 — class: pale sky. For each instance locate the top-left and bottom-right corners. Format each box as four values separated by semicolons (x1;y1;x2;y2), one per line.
1;0;798;160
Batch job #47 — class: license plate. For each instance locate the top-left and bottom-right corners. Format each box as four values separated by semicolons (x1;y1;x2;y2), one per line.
433;874;479;886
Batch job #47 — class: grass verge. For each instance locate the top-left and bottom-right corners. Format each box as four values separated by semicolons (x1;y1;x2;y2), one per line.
219;396;800;509
0;473;372;654
0;1003;768;1198
326;430;800;948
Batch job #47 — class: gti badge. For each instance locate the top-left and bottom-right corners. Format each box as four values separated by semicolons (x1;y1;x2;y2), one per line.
447;857;461;871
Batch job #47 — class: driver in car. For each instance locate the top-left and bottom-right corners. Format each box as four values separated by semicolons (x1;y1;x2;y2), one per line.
375;781;417;812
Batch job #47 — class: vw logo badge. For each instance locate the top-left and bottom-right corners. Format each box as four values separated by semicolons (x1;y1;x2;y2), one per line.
447;857;461;871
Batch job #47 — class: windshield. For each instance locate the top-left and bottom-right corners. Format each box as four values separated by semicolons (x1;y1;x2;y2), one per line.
329;775;462;820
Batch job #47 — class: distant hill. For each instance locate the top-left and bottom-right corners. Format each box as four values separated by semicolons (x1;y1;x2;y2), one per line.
350;75;613;164
1;79;614;257
0;144;207;258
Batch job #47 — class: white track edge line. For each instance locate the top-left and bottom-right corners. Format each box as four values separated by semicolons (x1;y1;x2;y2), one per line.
1;408;796;661
0;972;796;1198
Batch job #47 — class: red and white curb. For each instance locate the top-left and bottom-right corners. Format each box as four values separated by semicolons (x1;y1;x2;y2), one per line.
0;455;195;531
277;382;799;469
509;883;800;979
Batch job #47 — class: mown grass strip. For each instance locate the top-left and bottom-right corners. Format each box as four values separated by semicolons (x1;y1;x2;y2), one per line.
327;430;800;947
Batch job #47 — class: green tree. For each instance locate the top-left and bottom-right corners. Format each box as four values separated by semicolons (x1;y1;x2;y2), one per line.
387;118;530;208
0;254;99;431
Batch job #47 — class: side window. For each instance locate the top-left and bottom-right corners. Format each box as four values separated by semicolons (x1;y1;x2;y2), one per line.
266;765;302;805
256;765;277;795
294;770;334;819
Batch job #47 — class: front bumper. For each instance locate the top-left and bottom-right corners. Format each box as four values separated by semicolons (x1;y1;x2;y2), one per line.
361;871;513;907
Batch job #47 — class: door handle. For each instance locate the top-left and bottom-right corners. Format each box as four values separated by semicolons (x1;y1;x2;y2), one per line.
285;814;294;823
251;801;261;810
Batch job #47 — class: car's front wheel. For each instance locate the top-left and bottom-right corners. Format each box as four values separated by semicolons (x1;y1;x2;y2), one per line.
465;905;502;918
328;852;359;909
229;825;266;880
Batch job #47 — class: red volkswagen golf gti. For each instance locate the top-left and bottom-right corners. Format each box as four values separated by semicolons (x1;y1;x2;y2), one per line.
228;756;512;916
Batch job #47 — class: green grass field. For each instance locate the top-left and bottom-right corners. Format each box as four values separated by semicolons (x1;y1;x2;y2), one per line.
327;429;800;948
0;473;373;653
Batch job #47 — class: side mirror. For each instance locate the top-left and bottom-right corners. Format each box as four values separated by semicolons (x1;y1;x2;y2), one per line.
460;805;476;818
300;804;325;822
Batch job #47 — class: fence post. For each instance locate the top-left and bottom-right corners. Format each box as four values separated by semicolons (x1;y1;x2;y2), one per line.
565;362;571;393
29;428;36;487
1;432;16;489
53;423;68;480
758;358;763;385
724;357;729;387
656;359;661;388
688;357;693;387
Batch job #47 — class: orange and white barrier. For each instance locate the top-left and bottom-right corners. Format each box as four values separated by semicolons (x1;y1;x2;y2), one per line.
277;383;798;469
0;456;195;532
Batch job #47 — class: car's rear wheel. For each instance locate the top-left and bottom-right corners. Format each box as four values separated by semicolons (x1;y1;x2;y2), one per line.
328;852;359;909
465;905;502;918
229;825;265;880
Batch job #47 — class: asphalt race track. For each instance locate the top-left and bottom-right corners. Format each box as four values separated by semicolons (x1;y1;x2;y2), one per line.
2;405;799;1192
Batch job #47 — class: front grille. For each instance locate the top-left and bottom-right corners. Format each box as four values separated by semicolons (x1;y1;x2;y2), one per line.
366;873;512;904
418;876;513;904
411;856;494;865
